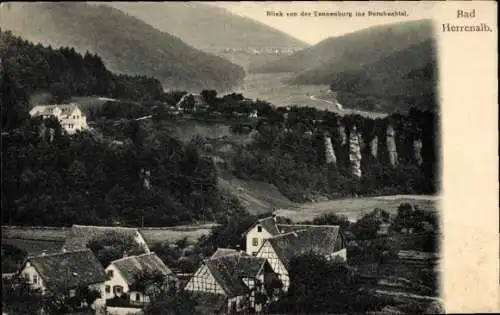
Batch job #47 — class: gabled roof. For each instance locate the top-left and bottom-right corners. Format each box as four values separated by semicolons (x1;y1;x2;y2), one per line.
25;249;106;291
62;225;147;252
109;252;174;288
211;248;238;259
205;251;267;298
266;226;342;268
245;216;280;236
30;103;81;116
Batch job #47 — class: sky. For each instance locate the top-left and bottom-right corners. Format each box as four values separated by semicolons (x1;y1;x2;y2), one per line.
208;1;437;45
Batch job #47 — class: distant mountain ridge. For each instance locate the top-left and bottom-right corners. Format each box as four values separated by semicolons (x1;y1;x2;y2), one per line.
248;19;435;85
0;2;245;92
104;2;308;51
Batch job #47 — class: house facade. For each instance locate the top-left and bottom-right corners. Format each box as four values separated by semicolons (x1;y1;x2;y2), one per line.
255;225;347;292
19;249;106;309
29;103;88;135
184;248;277;313
104;252;177;307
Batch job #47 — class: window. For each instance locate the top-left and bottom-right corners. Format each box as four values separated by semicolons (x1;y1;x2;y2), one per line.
105;285;110;293
252;238;259;246
33;274;38;284
107;270;113;278
113;285;123;295
257;226;262;232
252;252;257;256
135;293;140;302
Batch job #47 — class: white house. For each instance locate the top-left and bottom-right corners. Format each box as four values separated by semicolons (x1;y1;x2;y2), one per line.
256;226;347;292
29;103;88;134
104;252;177;306
184;248;278;313
62;225;150;254
19;249;106;309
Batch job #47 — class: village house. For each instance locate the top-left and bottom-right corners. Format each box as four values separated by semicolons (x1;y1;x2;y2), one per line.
29;103;88;134
183;248;279;313
62;225;150;253
175;93;208;113
19;249;106;311
254;224;347;292
104;252;177;306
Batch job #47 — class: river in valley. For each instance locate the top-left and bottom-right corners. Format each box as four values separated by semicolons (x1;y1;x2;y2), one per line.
229;72;388;119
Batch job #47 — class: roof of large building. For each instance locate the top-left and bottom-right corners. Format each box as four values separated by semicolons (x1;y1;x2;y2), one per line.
210;248;239;259
205;250;267;298
25;249;106;291
109;252;174;289
62;225;148;252
265;226;342;268
30;104;81;116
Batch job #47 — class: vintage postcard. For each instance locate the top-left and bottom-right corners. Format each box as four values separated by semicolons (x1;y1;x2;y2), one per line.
1;1;497;314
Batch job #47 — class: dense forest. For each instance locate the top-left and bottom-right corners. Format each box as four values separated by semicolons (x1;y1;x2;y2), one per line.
0;2;245;91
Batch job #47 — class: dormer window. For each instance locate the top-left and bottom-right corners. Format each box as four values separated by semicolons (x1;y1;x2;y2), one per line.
107;270;113;279
257;226;262;232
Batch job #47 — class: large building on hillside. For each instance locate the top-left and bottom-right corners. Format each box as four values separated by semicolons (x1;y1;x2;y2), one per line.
29;103;88;134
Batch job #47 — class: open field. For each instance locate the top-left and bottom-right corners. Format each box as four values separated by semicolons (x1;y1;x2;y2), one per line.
274;195;439;223
218;170;299;215
139;223;218;244
2;238;64;256
1;223;217;254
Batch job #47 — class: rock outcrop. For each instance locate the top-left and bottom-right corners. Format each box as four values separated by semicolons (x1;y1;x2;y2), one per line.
324;135;337;166
413;138;423;166
370;136;378;158
338;123;347;146
349;126;362;178
386;125;398;167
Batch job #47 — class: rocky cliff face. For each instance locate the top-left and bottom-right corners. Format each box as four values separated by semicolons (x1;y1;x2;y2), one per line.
413;139;423;166
324;135;337;166
349;126;362;178
386;125;398;168
370;136;378;158
338;123;347;146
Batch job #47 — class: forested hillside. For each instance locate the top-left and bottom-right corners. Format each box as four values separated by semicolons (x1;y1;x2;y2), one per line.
331;40;438;113
0;30;165;130
0;2;245;91
247;19;433;79
105;2;308;51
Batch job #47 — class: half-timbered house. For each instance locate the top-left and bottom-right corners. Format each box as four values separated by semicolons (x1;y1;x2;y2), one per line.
256;226;346;292
183;248;278;313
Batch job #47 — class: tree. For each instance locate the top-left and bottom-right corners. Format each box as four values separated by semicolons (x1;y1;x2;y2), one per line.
143;290;202;315
2;275;45;315
268;253;356;314
87;231;146;267
352;208;391;240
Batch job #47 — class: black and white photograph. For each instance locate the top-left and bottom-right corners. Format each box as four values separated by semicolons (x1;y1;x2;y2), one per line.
4;1;494;314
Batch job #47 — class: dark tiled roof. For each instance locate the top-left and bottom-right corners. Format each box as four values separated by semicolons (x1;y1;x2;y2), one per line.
211;248;238;259
111;253;174;287
62;225;145;252
256;217;280;236
267;226;342;268
205;252;267;298
26;249;106;291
